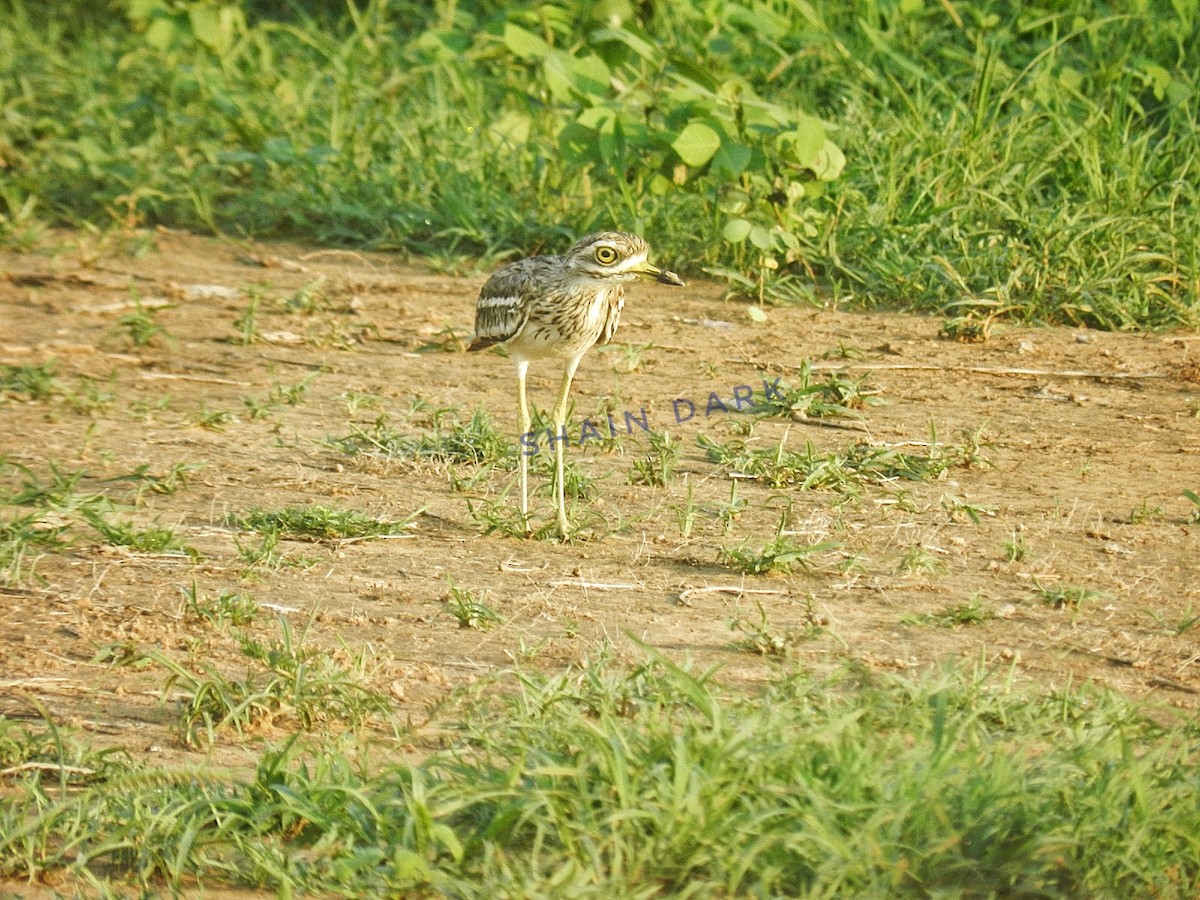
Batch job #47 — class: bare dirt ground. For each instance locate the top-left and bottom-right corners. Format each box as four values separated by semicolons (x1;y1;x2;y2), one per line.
2;229;1198;774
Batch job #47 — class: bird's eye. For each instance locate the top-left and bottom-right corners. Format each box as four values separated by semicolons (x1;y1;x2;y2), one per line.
594;246;618;265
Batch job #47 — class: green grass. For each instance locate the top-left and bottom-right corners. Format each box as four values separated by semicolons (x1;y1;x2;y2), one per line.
902;595;996;628
230;503;419;541
0;361;61;401
1;653;1197;896
752;364;883;421
328;409;514;467
719;530;841;576
136;614;392;747
0;460;198;583
698;426;985;495
728;598;826;655
1;0;1195;328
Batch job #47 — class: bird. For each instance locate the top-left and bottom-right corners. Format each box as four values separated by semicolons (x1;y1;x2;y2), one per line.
469;231;684;538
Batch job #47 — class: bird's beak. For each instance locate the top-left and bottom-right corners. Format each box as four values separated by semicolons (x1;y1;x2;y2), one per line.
634;260;685;286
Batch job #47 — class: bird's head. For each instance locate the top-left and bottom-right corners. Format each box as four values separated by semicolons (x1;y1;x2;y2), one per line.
565;232;685;287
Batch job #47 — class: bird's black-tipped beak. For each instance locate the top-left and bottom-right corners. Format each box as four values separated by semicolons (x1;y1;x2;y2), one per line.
630;258;685;286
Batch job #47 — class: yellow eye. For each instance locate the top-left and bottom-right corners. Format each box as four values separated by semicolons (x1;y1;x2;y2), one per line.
594;246;618;265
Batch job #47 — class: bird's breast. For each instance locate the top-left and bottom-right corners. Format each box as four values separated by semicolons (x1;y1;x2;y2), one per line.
510;286;619;361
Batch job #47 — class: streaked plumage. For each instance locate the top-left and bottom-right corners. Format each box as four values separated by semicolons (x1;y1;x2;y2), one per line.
469;232;684;538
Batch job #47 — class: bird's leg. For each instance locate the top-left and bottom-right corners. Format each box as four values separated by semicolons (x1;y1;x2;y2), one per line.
514;358;531;536
551;357;581;539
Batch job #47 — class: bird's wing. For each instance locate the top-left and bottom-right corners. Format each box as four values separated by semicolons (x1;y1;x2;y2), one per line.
597;286;625;346
468;260;542;351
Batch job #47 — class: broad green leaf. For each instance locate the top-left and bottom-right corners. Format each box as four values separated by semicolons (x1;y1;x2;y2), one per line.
722;218;753;243
74;136;107;165
748;224;773;250
144;17;176;51
189;5;229;53
571;54;611;94
672;122;721;167
557;122;599;165
712;141;752;178
543;51;574;102
488;112;531;147
590;25;656;60
577;106;616;130
747;306;769;323
811;139;846;181
776;115;826;169
598;116;625;165
503;23;550;60
126;0;165;22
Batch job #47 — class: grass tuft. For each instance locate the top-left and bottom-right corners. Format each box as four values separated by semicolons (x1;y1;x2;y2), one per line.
229;504;419;542
2;657;1197;895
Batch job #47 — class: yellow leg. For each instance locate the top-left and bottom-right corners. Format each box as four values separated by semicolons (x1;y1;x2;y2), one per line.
515;358;531;536
552;357;581;539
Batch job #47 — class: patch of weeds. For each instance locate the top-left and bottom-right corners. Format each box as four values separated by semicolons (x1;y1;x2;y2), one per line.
4;460;88;507
728;598;825;657
0;361;60;401
190;407;236;431
699;425;987;495
103;462;198;505
79;507;187;554
146;615;391;747
708;480;748;535
672;478;697;538
822;343;867;360
230;504;419;542
338;390;384;415
902;595;995;627
280;277;329;314
1185;489;1200;524
951;424;994;469
328;409;513;467
941;492;997;524
1003;532;1029;562
728;417;756;438
468;496;531;538
446;462;492;493
837;553;868;575
65;376;116;414
0;713;129;787
1147;602;1200;637
1033;581;1110;610
719;517;840;576
180;581;259;628
232;287;264;346
629;430;682;487
115;295;170;348
752;362;883;420
244;373;319;420
1128;499;1167;524
896;545;947;576
338;388;384;415
0;510;71;585
0;189;46;250
937;298;1016;343
128;395;173;421
534;453;597;501
413;325;469;353
595;341;657;373
404;396;459;428
446;583;502;630
234;529;316;576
